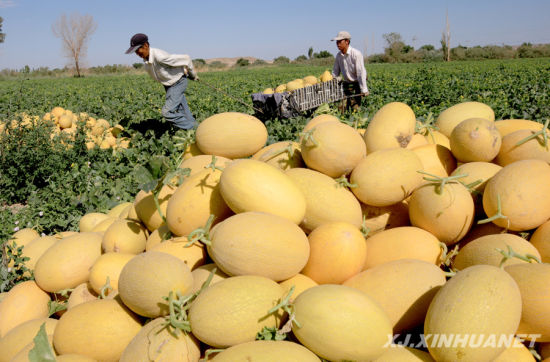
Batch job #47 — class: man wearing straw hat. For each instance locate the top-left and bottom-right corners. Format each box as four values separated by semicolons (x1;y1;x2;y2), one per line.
331;30;369;112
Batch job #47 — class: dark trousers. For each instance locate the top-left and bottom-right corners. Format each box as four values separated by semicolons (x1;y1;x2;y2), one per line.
340;81;362;112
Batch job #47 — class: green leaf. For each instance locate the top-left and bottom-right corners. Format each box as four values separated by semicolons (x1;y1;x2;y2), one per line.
28;323;56;362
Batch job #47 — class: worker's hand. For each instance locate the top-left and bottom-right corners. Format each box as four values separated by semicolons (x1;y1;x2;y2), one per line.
362;91;370;96
194;75;200;81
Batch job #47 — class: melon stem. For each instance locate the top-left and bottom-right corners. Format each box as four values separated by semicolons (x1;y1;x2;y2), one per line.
417;171;467;195
496;245;542;268
186;214;215;247
515;118;550;149
477;194;509;227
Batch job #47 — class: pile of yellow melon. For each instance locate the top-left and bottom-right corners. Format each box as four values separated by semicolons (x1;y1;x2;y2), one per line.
263;70;334;94
0;107;130;151
1;103;550;362
44;107;130;150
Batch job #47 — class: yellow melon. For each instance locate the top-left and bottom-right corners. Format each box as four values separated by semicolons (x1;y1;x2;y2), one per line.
149;236;207;270
363;226;441;270
101;219;148;254
34;232;102;292
285;167;363;232
450;117;502;162
483;159;550;231
210;340;321;361
364;102;417;152
344;259;446;333
350;148;424;207
436;101;495;138
117;251;193;318
190;263;229;294
408;181;475;245
494;119;543;137
133;184;176;232
0;281;50;337
219;159;306;224
530;220;550;263
188;275;285;348
495;128;550;166
424;265;522;361
505;263;550;342
301;222;366;284
178;154;231;176
195;112;267;158
120;317;200;362
208;212;309;281
412;143;456;179
292;284;392;361
0;318;57;362
300;121;367;177
88;252;135;295
166;168;232;237
53;298;142;361
453;233;541;270
252;141;304;170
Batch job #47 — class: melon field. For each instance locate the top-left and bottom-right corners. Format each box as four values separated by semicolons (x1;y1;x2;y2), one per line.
0;58;549;361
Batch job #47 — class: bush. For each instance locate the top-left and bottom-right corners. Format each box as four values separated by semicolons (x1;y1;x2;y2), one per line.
0;118;78;204
236;58;250;67
273;56;290;64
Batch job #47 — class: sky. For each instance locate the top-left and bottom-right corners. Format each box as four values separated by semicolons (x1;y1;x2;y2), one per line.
0;0;549;70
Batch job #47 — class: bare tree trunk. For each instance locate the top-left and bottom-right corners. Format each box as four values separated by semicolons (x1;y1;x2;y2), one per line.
52;13;97;77
445;9;451;61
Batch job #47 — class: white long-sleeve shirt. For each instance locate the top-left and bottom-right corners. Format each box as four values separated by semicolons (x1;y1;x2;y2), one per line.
144;47;196;86
332;45;368;93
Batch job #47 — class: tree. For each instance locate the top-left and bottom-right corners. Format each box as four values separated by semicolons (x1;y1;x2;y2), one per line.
314;50;333;58
295;55;307;62
383;32;407;61
420;44;435;51
236;58;250;67
52;12;97;77
308;47;313;59
441;8;451;61
273;56;290;64
0;17;5;43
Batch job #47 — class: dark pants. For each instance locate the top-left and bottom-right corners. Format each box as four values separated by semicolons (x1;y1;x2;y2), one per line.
340;81;362;112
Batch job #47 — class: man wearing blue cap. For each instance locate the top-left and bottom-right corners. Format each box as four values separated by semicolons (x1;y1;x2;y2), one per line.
331;31;369;112
126;33;198;130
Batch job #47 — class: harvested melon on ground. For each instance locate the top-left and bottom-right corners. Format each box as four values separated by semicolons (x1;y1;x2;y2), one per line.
188;275;285;348
344;259;446;333
210;340;321;362
412;143;456;179
364;102;417;152
300;121;366;177
453;233;541;270
219;159;306;224
117;251;193;318
362;226;441;269
166;167;232;237
495;119;544;137
252;141;304;170
207;212;309;281
436;101;495;138
195;112;267;159
0;281;51;337
350;148;423;207
292;284;392;361
301;222;366;284
285;167;363;232
408;181;475;245
483;159;550;231
424;265;522;362
53;298;142;361
530;220;550;263
495;126;550;166
450;117;502;162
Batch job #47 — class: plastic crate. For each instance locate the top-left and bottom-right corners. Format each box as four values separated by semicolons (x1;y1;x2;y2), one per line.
288;78;345;112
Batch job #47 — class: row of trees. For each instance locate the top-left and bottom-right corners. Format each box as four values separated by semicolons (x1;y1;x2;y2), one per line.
370;32;550;63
